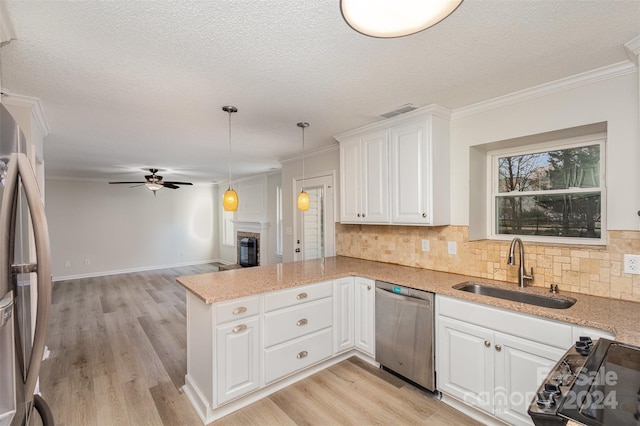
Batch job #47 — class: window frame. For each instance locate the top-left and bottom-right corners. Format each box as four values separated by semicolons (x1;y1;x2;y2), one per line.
487;134;607;245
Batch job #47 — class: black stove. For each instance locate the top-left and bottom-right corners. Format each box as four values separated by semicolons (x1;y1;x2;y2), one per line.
529;337;640;426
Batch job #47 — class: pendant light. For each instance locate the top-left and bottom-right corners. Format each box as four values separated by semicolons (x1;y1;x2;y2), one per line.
222;105;238;212
340;0;463;38
297;122;310;211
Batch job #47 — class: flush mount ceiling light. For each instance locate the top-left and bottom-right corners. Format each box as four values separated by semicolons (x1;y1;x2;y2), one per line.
340;0;463;38
297;122;310;212
222;105;238;212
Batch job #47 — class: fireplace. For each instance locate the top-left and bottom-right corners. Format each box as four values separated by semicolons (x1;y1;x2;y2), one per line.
239;237;258;267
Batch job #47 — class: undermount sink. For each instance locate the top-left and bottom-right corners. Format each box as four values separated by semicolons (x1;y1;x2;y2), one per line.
453;282;576;309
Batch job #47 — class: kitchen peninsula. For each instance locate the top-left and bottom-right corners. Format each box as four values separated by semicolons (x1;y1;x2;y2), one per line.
177;256;640;424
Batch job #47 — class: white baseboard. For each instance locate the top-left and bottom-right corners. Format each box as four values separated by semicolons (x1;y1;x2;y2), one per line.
52;259;225;282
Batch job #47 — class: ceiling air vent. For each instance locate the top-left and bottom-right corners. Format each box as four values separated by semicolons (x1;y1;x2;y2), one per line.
380;104;417;119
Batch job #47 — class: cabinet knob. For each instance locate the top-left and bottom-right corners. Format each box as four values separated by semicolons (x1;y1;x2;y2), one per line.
367;285;371;290
232;306;247;315
296;318;308;326
495;344;502;352
297;351;308;359
296;292;308;300
422;213;427;218
484;340;491;347
357;213;361;217
232;324;247;334
362;213;366;218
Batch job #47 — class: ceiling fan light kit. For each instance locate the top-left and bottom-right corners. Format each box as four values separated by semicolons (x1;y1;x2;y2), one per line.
222;105;239;212
297;121;310;212
340;0;463;38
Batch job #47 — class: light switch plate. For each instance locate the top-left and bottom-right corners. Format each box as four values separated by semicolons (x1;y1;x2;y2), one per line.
421;239;430;252
448;241;457;255
624;254;640;274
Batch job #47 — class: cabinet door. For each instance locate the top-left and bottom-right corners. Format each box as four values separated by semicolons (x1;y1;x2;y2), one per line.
333;277;354;354
437;316;494;414
390;119;431;224
361;131;389;223
493;332;565;426
354;277;375;357
339;139;362;223
215;316;260;405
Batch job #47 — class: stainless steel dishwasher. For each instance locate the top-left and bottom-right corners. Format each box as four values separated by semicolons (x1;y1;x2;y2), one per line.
375;280;435;391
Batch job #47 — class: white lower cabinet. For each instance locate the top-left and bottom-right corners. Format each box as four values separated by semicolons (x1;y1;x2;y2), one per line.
436;296;571;426
215;316;260;405
354;277;375;356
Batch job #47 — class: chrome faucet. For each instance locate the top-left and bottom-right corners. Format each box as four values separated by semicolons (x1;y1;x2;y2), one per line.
507;237;534;287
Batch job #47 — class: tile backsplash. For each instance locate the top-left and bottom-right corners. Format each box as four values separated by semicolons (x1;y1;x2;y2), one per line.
336;224;640;302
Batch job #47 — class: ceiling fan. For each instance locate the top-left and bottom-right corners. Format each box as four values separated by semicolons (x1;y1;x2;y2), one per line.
109;168;193;195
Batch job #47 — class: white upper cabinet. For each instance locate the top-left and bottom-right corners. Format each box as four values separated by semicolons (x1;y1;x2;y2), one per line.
390;113;450;225
335;105;450;226
339;130;390;223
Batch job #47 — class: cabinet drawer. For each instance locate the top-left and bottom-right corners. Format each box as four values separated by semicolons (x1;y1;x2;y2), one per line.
264;281;332;312
216;296;260;324
264;328;333;384
265;298;332;347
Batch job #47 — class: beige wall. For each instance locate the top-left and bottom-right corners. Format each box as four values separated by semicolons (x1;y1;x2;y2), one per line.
46;179;218;279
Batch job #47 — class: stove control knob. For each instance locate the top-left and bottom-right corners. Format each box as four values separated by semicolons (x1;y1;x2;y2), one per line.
576;337;593;356
536;391;556;408
544;383;561;395
578;336;594;346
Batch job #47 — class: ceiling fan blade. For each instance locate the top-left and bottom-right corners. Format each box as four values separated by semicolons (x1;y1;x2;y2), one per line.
162;183;179;189
130;184;145;188
109;181;146;184
163;181;193;185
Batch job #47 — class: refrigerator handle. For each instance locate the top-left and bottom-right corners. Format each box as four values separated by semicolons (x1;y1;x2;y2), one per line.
0;153;52;400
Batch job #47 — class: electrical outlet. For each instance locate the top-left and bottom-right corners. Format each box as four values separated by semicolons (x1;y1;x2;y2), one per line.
84;259;91;265
421;239;430;252
448;241;457;255
624;254;640;275
64;260;71;268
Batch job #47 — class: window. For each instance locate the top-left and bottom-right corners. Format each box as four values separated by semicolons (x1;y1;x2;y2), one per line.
490;136;605;244
222;210;235;247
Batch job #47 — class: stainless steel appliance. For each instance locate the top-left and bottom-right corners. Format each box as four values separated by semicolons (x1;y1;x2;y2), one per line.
0;104;53;425
529;337;640;426
375;280;435;391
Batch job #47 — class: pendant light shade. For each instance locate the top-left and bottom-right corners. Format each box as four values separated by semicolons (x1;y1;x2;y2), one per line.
340;0;463;38
297;122;310;212
222;105;238;212
223;187;238;211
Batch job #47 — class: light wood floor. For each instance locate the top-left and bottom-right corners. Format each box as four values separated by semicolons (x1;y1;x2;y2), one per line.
40;265;482;426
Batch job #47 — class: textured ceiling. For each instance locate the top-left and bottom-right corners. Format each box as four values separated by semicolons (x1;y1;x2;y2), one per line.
0;0;638;184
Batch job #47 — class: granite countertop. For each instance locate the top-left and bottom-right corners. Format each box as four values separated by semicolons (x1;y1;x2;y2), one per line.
176;256;640;346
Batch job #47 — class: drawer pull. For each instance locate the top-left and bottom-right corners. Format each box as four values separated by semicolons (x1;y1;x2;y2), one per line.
296;292;308;300
297;351;308;359
296;318;308;326
232;306;247;315
232;324;247;333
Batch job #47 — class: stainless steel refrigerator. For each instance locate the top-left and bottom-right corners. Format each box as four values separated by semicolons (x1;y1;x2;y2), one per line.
0;103;53;425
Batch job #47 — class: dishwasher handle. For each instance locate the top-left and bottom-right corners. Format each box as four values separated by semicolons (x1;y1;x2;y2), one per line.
375;286;432;307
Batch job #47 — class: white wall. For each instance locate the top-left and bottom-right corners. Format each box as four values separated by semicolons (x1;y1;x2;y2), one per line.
45;179;218;279
281;147;340;262
450;68;639;230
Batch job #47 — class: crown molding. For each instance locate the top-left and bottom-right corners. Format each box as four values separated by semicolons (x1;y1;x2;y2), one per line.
279;143;339;164
625;35;640;65
333;103;452;142
452;61;637;120
2;93;50;137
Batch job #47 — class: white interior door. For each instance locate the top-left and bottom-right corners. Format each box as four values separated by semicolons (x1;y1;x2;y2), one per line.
294;174;335;261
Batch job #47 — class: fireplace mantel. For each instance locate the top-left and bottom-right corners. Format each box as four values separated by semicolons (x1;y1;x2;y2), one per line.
232;220;270;266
